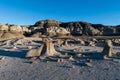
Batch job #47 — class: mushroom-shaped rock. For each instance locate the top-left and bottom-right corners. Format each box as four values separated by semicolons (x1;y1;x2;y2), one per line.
40;38;59;57
26;38;60;58
102;40;113;57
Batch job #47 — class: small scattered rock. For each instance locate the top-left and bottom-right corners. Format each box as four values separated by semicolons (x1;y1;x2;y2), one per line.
30;60;37;64
0;57;6;60
88;41;95;47
31;57;37;60
57;58;65;62
68;56;74;60
76;54;82;57
27;46;32;49
85;62;92;67
103;55;110;60
65;53;68;56
46;61;50;63
39;56;46;59
85;49;90;51
13;46;17;49
72;65;75;69
74;47;83;52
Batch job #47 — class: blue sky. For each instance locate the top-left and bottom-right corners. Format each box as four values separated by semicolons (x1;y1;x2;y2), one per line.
0;0;120;25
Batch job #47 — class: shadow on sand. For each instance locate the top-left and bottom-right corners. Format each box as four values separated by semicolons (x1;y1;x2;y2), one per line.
0;49;28;58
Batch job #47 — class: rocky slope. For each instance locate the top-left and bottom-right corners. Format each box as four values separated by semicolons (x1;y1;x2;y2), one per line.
0;19;120;37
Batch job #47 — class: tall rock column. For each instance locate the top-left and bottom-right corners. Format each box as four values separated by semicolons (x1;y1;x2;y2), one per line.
102;40;113;57
26;38;60;58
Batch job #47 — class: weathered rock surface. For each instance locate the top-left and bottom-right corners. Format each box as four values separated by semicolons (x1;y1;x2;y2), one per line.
9;25;22;32
102;40;113;57
26;38;60;58
0;31;25;39
0;24;9;31
1;19;120;36
46;27;70;37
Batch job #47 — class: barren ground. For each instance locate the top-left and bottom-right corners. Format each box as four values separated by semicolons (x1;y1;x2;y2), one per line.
0;38;120;80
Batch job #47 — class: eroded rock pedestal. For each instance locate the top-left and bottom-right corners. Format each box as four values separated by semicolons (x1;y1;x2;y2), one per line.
102;40;113;57
26;38;59;58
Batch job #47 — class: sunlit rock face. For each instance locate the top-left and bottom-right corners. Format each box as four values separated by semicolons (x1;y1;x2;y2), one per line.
21;26;29;32
9;25;22;32
0;19;120;37
46;27;70;37
0;24;9;31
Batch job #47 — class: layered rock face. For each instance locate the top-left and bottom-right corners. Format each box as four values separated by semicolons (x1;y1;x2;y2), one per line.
31;19;60;29
0;19;120;37
0;23;29;33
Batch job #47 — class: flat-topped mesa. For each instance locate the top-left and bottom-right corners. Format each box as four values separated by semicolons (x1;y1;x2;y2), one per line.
102;40;113;57
26;38;60;58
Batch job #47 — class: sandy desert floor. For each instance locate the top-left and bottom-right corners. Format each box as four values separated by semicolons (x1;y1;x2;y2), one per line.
0;38;120;80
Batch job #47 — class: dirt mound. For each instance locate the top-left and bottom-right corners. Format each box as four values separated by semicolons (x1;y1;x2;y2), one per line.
0;31;25;39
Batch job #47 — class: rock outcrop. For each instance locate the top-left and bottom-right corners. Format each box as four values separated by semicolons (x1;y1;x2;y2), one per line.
32;19;60;29
9;25;22;32
0;19;120;37
60;22;101;36
102;40;113;57
46;27;70;37
0;24;9;31
0;31;25;39
26;38;60;58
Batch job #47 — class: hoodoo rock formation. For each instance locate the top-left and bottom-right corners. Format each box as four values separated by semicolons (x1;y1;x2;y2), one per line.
102;40;113;57
26;38;60;58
